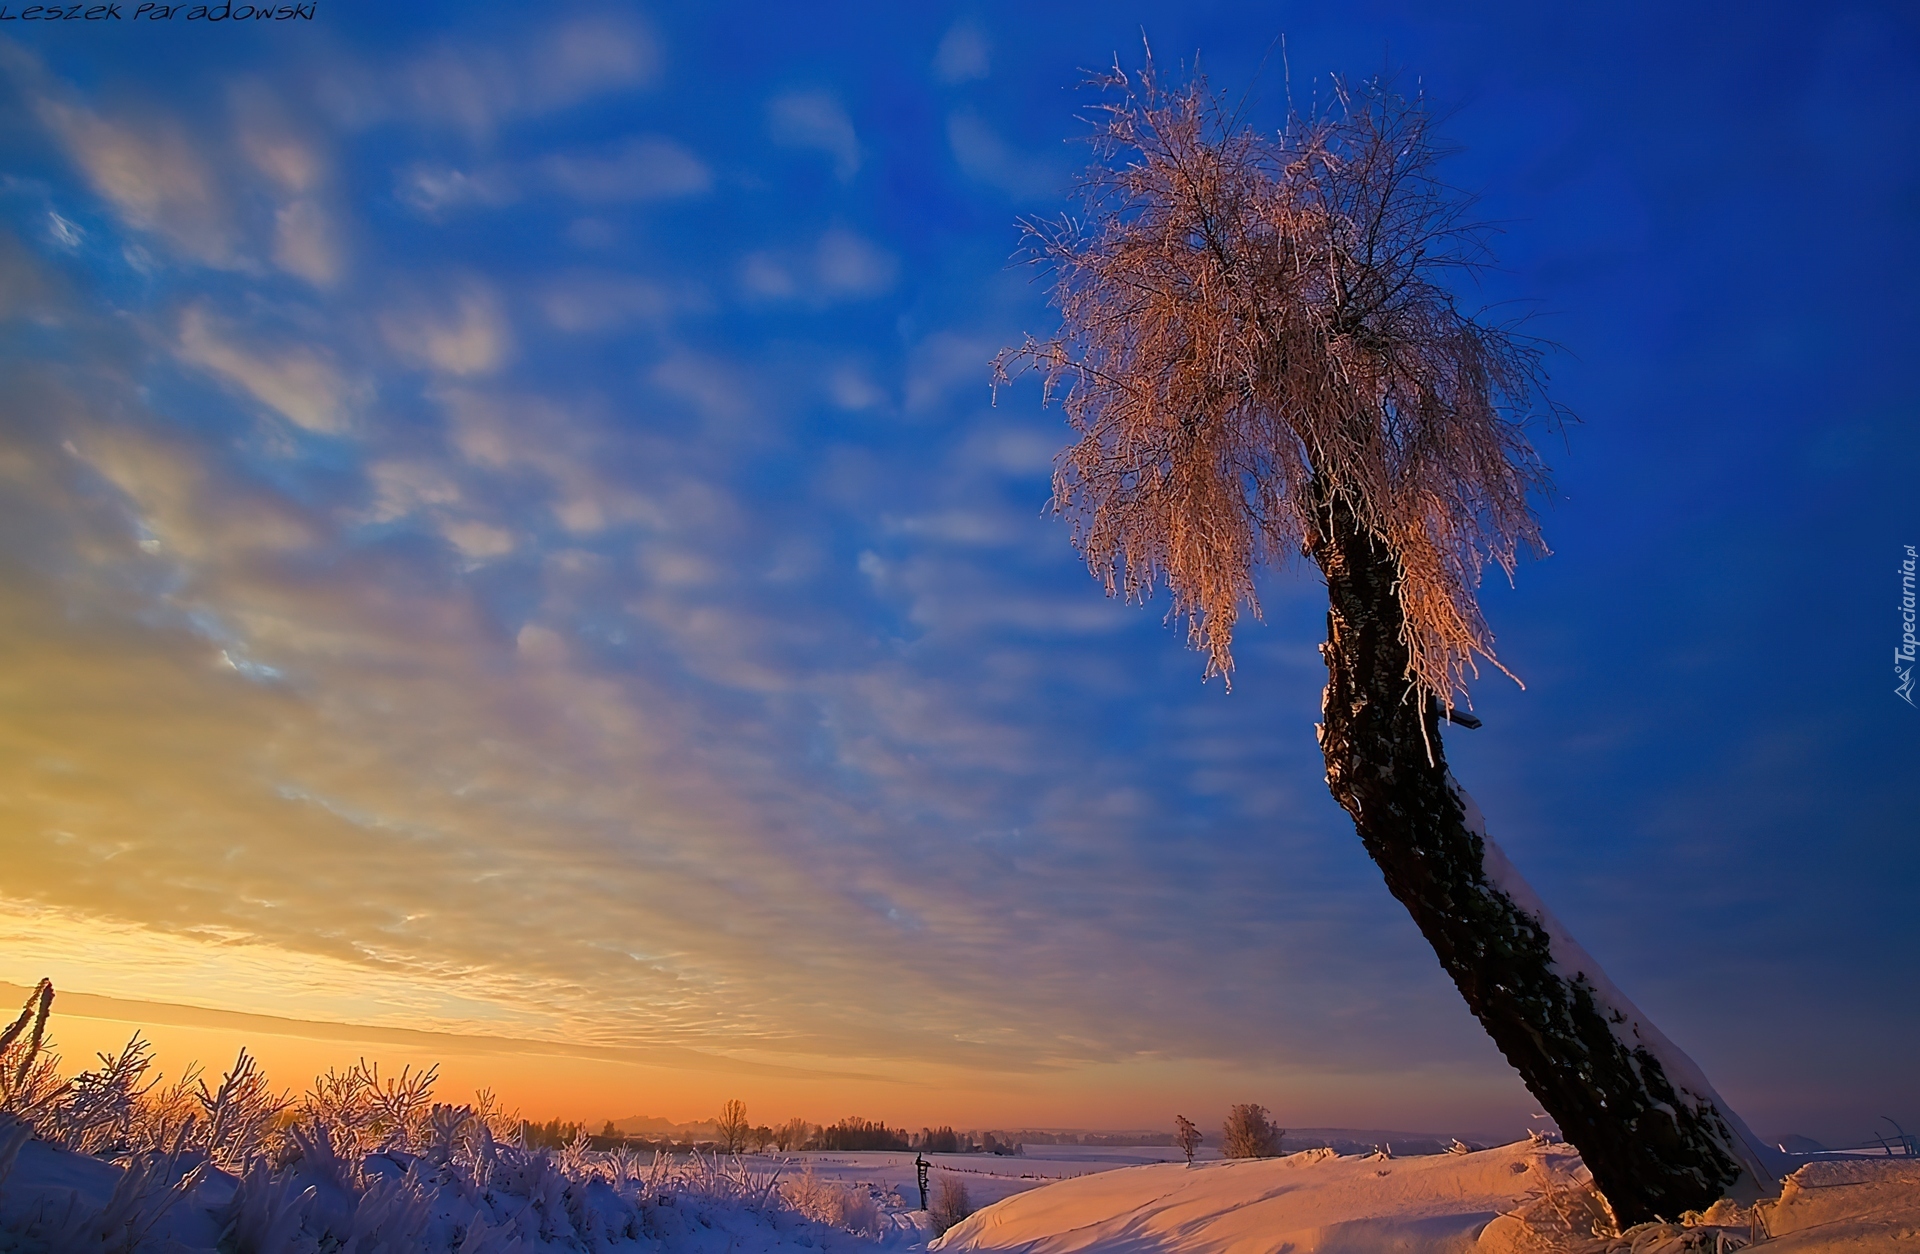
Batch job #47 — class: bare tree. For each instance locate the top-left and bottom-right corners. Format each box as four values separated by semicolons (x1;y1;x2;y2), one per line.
997;54;1776;1223
1221;1104;1280;1159
1173;1114;1203;1165
929;1175;974;1236
715;1098;750;1156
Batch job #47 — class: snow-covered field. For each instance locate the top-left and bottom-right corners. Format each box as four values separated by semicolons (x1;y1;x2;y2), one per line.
932;1141;1920;1254
5;1123;1916;1253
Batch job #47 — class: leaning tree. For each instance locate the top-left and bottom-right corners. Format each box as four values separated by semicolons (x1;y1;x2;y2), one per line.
997;58;1777;1224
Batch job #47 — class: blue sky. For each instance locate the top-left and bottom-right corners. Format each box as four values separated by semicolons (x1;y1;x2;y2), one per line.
0;1;1914;1144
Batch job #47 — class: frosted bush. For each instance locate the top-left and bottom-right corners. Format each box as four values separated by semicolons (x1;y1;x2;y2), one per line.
43;1034;155;1157
219;1158;316;1254
0;981;65;1124
10;1140;207;1254
783;1162;886;1236
192;1048;290;1171
929;1174;973;1236
0;979;909;1253
1222;1103;1282;1159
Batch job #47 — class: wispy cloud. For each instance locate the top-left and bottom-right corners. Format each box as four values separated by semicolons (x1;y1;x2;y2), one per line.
947;109;1065;200
27;88;236;267
542;135;712;203
379;15;660;140
933;21;992;84
538;271;695;334
176;306;359;435
767;90;861;181
738;229;897;306
381;279;513;376
396;162;519;215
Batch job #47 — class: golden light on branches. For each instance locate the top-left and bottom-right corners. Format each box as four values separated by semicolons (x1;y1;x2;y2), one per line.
997;53;1564;708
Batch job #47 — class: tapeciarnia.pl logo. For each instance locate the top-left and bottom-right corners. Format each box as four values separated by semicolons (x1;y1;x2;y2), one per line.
1898;545;1917;707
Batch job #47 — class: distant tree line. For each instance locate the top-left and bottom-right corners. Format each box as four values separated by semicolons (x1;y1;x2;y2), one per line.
593;1104;913;1154
585;1100;1186;1157
520;1118;586;1150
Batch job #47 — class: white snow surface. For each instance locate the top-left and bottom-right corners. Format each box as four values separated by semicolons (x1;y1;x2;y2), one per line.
936;1140;1920;1254
935;1141;1557;1253
5;1130;1916;1252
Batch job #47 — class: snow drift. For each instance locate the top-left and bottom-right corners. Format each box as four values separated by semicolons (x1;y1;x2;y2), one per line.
933;1139;1919;1254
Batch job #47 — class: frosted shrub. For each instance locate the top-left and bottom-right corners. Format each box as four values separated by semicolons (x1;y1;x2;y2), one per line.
45;1034;155;1156
783;1162;885;1236
929;1175;973;1236
192;1048;289;1171
670;1150;784;1210
0;980;64;1123
0;979;914;1252
338;1167;434;1251
219;1158;316;1254
1222;1104;1281;1158
554;1126;598;1181
13;1140;207;1253
297;1059;440;1165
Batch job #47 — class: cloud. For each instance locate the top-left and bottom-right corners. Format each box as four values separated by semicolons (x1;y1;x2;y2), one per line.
887;507;1031;547
538;272;689;334
362;460;462;525
528;14;661;107
815;229;898;298
738;230;897;306
70;425;316;563
933;21;992;84
767;90;861;181
390;16;660;139
176;307;357;435
401;136;709;217
650;353;752;424
826;365;887;411
906;330;994;413
28;92;235;267
443;518;515;560
382;281;513;376
737;253;797;300
0;228;71;323
430;387;666;537
271;199;343;285
947;110;1064;200
543;136;712;203
957;424;1059;476
21;61;358;281
396;163;518;215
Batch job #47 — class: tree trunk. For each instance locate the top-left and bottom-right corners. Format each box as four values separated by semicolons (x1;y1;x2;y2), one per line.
1305;482;1778;1225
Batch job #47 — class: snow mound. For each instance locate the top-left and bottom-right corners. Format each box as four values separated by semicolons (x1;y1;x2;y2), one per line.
1753;1158;1920;1252
932;1141;1920;1254
933;1140;1570;1253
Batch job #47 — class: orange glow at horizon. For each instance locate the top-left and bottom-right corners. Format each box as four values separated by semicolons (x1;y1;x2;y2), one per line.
5;976;1536;1137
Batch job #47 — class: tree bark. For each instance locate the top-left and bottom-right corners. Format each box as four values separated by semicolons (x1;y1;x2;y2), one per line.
1305;482;1778;1225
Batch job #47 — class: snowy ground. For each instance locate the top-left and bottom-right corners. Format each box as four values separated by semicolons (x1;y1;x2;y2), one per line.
794;1145;1196;1213
933;1141;1920;1254
4;1127;1916;1252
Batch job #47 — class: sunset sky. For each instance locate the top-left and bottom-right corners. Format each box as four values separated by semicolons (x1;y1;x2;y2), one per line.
0;2;1914;1147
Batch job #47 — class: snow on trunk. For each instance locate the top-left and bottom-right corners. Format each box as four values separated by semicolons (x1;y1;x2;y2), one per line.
1307;484;1777;1225
1453;779;1784;1195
